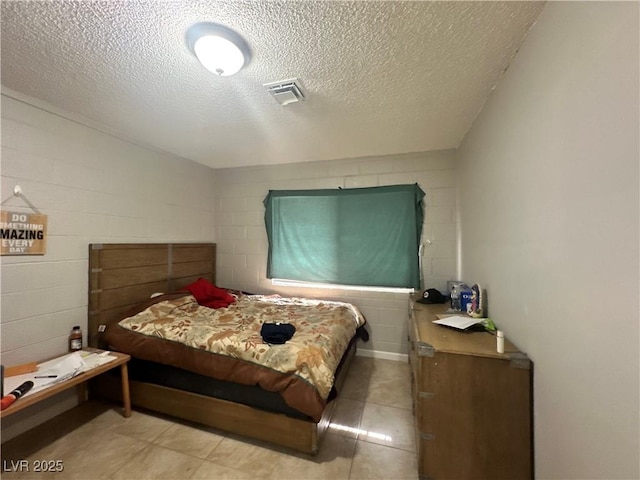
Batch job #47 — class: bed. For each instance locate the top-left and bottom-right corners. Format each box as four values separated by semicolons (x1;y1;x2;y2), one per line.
87;243;367;454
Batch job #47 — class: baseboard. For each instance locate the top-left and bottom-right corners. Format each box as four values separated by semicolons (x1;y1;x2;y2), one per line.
356;348;408;362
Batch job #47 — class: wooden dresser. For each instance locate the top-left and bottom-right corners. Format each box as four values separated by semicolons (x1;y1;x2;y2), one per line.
408;298;533;480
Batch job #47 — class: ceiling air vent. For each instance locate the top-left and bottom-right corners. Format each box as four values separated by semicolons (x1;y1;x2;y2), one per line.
263;78;306;106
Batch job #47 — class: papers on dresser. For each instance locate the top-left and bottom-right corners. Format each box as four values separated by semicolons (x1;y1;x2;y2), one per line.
433;315;485;330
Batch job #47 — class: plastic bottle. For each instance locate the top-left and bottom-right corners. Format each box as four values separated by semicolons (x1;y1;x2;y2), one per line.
450;283;468;311
496;330;504;354
69;326;83;352
450;285;460;310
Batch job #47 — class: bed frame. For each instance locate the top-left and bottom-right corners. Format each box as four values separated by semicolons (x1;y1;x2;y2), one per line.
87;242;354;454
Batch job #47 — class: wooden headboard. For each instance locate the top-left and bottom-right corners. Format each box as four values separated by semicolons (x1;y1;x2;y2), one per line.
88;243;216;348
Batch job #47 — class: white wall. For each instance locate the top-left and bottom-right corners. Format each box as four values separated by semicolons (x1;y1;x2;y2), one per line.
457;2;639;479
214;150;458;356
0;94;216;441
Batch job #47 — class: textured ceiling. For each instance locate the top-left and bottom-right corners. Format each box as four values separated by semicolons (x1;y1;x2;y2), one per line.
1;1;545;169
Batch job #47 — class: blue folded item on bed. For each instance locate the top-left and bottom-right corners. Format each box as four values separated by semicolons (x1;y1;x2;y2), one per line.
261;322;296;344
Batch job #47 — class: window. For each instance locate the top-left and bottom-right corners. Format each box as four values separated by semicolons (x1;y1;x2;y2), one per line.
263;184;425;289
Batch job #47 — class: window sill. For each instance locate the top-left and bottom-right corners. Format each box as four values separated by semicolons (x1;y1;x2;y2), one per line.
271;279;414;294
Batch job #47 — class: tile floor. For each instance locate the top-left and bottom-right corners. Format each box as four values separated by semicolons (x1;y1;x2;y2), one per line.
1;356;418;480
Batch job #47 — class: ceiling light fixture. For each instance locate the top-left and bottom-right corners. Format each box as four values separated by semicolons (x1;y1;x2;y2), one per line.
186;22;251;77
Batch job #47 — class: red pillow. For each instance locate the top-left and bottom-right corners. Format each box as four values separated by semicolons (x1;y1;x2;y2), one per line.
184;278;236;309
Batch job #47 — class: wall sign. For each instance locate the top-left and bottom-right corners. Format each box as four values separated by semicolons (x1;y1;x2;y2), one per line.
0;211;48;255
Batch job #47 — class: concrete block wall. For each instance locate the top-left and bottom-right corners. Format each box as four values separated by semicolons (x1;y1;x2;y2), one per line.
214;150;458;356
0;94;216;440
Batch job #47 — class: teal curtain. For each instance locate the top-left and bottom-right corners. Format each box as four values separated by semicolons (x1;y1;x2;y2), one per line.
264;184;425;289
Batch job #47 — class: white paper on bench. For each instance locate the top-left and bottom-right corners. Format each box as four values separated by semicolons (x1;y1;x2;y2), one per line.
4;351;117;398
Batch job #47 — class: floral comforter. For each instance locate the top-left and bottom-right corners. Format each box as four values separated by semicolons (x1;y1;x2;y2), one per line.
104;292;366;421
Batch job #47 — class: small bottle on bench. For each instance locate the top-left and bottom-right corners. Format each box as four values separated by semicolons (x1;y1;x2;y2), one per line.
69;326;83;352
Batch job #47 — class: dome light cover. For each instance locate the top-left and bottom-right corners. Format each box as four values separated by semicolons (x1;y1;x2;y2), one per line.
186;23;251;77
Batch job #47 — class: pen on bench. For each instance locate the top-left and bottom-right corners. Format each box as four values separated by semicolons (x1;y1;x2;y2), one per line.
34;375;57;378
